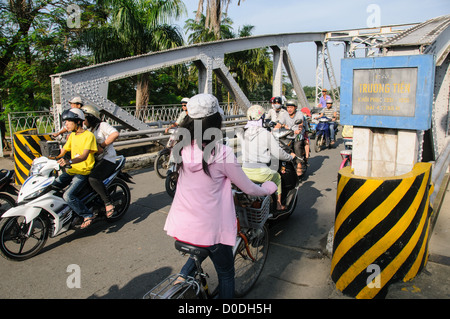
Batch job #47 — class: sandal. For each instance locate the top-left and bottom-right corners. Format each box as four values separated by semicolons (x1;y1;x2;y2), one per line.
105;205;115;218
296;164;303;177
81;216;94;229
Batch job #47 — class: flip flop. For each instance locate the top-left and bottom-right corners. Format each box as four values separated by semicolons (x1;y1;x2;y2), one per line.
106;206;115;218
81;216;94;229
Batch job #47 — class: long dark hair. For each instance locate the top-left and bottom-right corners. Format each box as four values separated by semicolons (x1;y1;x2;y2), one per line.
176;112;223;177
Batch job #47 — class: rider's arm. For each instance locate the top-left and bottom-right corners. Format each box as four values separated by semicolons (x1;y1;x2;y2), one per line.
99;130;119;149
267;131;295;161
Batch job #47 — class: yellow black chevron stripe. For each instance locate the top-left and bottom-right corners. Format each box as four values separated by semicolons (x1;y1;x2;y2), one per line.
13;129;53;184
330;163;433;299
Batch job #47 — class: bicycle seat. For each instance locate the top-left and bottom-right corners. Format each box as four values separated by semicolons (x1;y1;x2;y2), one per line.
174;241;210;258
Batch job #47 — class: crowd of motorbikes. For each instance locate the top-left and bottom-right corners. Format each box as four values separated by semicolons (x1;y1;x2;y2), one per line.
154;105;340;222
0;103;344;262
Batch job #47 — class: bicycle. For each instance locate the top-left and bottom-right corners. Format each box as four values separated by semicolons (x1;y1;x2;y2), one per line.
144;190;270;299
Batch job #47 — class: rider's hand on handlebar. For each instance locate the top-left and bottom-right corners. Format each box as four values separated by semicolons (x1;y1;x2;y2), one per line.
57;158;69;167
261;181;277;195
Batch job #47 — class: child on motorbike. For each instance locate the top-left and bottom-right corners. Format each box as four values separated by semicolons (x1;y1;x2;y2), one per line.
52;96;84;138
238;104;296;211
82;105;119;218
52;108;98;229
164;94;277;299
277;99;308;178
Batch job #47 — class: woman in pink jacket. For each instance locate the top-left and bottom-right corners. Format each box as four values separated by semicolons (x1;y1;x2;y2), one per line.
164;94;277;298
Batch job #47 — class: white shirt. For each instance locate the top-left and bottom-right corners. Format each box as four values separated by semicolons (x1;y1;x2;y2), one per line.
93;122;118;163
266;108;288;123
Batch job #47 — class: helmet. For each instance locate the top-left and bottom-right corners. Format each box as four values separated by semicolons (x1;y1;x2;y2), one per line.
181;97;190;104
286;99;298;107
81;105;100;119
247;105;266;121
272;96;282;105
326;98;333;104
62;108;85;122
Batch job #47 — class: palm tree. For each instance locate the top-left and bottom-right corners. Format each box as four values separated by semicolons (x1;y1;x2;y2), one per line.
195;0;245;37
82;0;186;111
184;12;234;43
225;25;272;98
185;15;272;102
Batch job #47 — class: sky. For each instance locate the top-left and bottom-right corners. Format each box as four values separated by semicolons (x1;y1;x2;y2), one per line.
175;0;449;87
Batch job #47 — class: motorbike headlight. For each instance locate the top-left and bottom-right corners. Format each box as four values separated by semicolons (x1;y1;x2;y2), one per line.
24;188;46;201
30;162;46;176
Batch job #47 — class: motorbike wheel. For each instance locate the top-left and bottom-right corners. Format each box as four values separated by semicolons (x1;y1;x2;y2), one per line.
0;214;49;261
0;193;16;217
165;171;178;198
106;178;131;222
315;134;323;153
154;152;170;179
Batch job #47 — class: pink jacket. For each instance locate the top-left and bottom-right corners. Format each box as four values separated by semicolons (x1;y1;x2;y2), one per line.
164;142;277;247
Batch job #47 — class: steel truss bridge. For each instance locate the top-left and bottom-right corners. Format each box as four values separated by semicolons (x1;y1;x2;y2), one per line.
51;14;450;159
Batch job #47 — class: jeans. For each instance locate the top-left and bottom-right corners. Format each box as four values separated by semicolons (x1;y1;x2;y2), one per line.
53;173;92;218
329;122;337;141
180;243;235;299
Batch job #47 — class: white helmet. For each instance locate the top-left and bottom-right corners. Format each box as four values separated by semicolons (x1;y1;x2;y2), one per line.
247;105;266;121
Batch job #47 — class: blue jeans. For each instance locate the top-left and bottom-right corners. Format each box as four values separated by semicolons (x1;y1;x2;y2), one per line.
180;243;235;299
329;122;337;141
53;173;92;218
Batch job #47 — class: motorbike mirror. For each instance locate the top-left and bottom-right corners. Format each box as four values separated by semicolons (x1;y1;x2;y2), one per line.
294;119;303;125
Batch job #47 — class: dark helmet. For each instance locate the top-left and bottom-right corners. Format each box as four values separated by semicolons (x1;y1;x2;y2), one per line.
62;108;85;122
272;96;283;105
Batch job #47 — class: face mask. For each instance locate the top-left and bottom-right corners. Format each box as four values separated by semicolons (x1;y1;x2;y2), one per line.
272;104;282;110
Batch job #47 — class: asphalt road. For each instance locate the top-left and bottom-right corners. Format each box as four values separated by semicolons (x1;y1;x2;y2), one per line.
0;135;344;299
1;135;448;300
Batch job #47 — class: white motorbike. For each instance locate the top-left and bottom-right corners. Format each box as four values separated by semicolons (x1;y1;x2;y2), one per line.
0;155;133;261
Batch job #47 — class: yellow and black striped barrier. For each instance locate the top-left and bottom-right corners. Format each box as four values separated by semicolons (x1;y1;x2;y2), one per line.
331;163;434;299
13;129;53;185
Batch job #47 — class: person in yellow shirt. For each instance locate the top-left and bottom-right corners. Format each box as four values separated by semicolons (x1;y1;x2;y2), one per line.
53;108;98;229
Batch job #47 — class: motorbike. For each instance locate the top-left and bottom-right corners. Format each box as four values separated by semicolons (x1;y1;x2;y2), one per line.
268;125;302;221
0;155;133;261
308;107;324;139
155;129;178;179
0;169;18;216
314;116;331;153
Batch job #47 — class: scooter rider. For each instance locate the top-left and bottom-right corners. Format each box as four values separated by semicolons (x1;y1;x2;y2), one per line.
238;105;296;211
165;97;189;133
276;99;308;178
52;108;98;229
319;97;337;146
82;105;119;218
266;96;288;123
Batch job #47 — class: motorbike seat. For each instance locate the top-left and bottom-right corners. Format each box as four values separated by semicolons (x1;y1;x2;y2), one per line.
174;240;210;258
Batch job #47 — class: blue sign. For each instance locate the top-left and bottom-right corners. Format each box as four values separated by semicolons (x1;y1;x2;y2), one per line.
340;55;435;130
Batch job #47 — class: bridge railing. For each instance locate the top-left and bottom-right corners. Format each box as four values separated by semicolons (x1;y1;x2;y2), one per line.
4;101;272;151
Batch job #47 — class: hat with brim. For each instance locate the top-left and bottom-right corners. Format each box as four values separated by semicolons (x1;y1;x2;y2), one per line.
187;93;224;119
69;97;83;104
